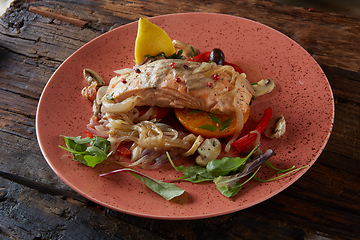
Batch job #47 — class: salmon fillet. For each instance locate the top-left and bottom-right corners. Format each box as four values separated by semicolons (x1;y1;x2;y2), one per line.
105;59;253;116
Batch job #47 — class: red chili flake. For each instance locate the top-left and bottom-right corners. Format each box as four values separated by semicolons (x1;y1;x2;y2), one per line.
183;64;188;69
170;62;176;68
308;8;314;12
135;68;141;73
146;72;150;76
175;77;181;83
121;78;127;83
213;74;220;81
208;82;213;88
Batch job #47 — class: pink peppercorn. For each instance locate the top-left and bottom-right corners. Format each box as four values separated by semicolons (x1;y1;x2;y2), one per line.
183;64;188;69
308;8;314;12
170;62;176;68
121;78;127;83
175;77;181;83
135;68;141;73
213;74;220;81
208;82;213;88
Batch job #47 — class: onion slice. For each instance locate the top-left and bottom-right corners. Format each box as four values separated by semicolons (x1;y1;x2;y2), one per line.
102;96;141;113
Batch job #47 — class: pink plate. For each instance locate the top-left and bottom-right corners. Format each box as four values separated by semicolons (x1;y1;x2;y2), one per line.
36;13;334;220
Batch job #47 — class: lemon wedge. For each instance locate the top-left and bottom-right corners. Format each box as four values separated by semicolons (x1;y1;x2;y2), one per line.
135;18;175;64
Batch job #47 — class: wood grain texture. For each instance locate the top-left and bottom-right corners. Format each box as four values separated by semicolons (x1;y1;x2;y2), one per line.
0;0;359;239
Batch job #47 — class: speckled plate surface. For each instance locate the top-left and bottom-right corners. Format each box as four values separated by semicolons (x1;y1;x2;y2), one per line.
36;13;334;220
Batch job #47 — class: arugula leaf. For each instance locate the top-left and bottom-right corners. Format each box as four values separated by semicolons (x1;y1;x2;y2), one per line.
167;152;214;183
206;145;258;176
59;135;111;167
99;168;185;201
215;167;261;197
216;181;243;198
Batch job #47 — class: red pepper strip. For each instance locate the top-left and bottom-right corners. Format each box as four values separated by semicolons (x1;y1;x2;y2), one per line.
84;131;94;138
136;106;172;120
224;61;243;74
231;107;273;152
116;143;131;156
189;52;243;74
189;51;210;62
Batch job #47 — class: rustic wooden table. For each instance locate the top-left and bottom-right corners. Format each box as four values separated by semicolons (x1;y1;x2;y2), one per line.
1;0;359;239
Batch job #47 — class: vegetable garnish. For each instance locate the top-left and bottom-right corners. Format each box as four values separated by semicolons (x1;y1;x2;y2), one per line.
174;108;248;138
204;114;233;131
59;135;112;167
231;107;273;152
189;51;244;74
166;146;277;197
144;49;184;60
99;168;185;201
167;148;308;198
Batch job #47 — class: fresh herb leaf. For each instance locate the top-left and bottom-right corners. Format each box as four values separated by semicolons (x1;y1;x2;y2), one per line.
145;50;184;60
99;168;185;201
220;118;233;131
106;94;114;100
189;109;202;114
59;135;111;167
251;82;258;85
208;115;222;124
190;45;196;57
199;124;218;131
206;115;233;131
168;49;183;59
144;52;167;58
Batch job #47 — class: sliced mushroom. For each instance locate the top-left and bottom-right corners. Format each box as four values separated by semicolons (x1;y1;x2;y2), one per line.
172;40;200;59
182;135;204;157
83;68;105;86
252;78;275;97
265;115;286;139
82;69;106;101
196;138;221;167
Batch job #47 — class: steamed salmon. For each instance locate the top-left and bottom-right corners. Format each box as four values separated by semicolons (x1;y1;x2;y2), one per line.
104;59;253;117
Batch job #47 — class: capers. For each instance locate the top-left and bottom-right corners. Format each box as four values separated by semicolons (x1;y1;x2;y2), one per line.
210;48;225;65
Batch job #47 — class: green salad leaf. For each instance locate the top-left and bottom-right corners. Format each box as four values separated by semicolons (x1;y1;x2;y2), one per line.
59;135;111;167
167;146;277;198
100;168;185;201
206;145;258;176
167;153;214;183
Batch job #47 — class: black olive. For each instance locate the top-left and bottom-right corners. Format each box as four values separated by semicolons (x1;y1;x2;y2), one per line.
210;48;225;65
